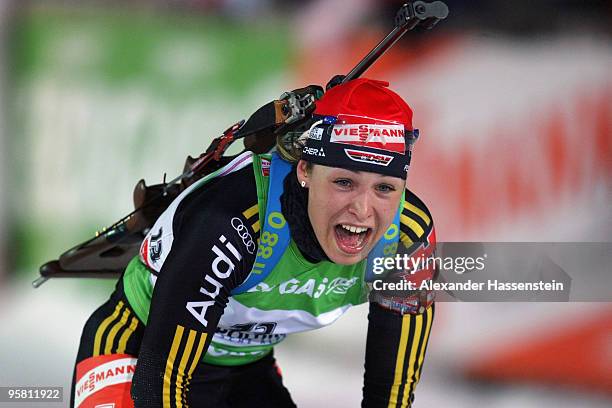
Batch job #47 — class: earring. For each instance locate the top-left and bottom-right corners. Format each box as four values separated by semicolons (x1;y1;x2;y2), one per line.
300;180;306;188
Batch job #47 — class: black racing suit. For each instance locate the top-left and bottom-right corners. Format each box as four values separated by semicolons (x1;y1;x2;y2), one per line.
72;162;436;407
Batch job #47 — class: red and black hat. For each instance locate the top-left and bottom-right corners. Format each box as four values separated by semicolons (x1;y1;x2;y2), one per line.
301;78;418;180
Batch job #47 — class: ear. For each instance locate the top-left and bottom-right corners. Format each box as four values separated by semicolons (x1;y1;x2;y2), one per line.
296;160;310;186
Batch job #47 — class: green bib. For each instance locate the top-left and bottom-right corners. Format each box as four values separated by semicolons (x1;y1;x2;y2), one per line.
123;152;402;366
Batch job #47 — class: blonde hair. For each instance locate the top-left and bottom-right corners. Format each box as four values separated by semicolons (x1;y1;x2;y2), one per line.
275;119;322;163
275;133;303;163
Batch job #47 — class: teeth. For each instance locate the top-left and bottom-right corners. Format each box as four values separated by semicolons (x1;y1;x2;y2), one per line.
341;224;368;234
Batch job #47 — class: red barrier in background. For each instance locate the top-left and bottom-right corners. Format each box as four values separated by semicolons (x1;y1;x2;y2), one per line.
464;307;612;395
296;33;611;240
411;85;611;238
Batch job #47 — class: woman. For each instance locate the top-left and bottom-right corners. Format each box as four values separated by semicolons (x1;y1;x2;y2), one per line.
71;78;436;408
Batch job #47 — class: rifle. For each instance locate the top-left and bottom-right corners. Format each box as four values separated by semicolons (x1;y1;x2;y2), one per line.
34;1;448;287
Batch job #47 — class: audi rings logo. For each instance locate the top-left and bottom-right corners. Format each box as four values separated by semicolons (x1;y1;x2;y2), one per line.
231;217;256;254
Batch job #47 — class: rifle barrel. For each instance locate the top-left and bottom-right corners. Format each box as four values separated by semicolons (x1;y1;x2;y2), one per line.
342;1;448;83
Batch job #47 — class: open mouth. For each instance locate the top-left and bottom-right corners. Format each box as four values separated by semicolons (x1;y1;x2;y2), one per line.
334;224;372;255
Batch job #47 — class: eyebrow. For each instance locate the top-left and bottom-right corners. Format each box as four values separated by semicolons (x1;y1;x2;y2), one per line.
337;168;399;181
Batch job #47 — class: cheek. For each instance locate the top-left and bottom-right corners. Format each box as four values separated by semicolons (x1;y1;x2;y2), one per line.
307;191;329;232
307;188;339;235
381;212;396;231
377;200;402;227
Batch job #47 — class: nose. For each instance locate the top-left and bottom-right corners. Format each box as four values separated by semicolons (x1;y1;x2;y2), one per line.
348;190;373;221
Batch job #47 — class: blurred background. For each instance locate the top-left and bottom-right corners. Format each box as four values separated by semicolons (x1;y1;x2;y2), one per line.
0;0;610;406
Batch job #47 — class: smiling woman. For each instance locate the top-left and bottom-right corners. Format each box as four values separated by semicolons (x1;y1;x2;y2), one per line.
71;78;436;408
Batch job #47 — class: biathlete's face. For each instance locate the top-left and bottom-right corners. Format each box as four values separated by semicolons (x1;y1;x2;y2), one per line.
297;160;404;265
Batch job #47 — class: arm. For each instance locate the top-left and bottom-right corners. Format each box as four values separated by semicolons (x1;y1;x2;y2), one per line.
131;168;259;408
363;190;436;408
362;302;435;408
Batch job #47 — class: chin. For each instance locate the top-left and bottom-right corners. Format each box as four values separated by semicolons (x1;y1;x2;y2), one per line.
325;246;370;265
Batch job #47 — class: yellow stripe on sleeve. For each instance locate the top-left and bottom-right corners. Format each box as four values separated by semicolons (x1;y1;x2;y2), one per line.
400;214;425;237
242;204;259;220
175;329;197;408
399;231;413;247
405;202;431;225
400;314;424;408
387;315;411;408
251;220;260;233
163;325;184;408
188;333;208;376
104;308;131;355
93;301;124;356
116;316;139;354
181;333;208;405
415;306;434;383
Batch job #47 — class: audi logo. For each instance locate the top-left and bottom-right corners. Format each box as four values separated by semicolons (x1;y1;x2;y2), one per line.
231;217;256;254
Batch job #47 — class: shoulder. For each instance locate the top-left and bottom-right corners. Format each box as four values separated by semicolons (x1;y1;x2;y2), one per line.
139;157;261;270
174;162;259;228
399;189;435;246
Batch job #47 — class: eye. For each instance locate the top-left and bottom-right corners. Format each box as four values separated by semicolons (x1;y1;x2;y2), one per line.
333;178;352;188
376;183;396;193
